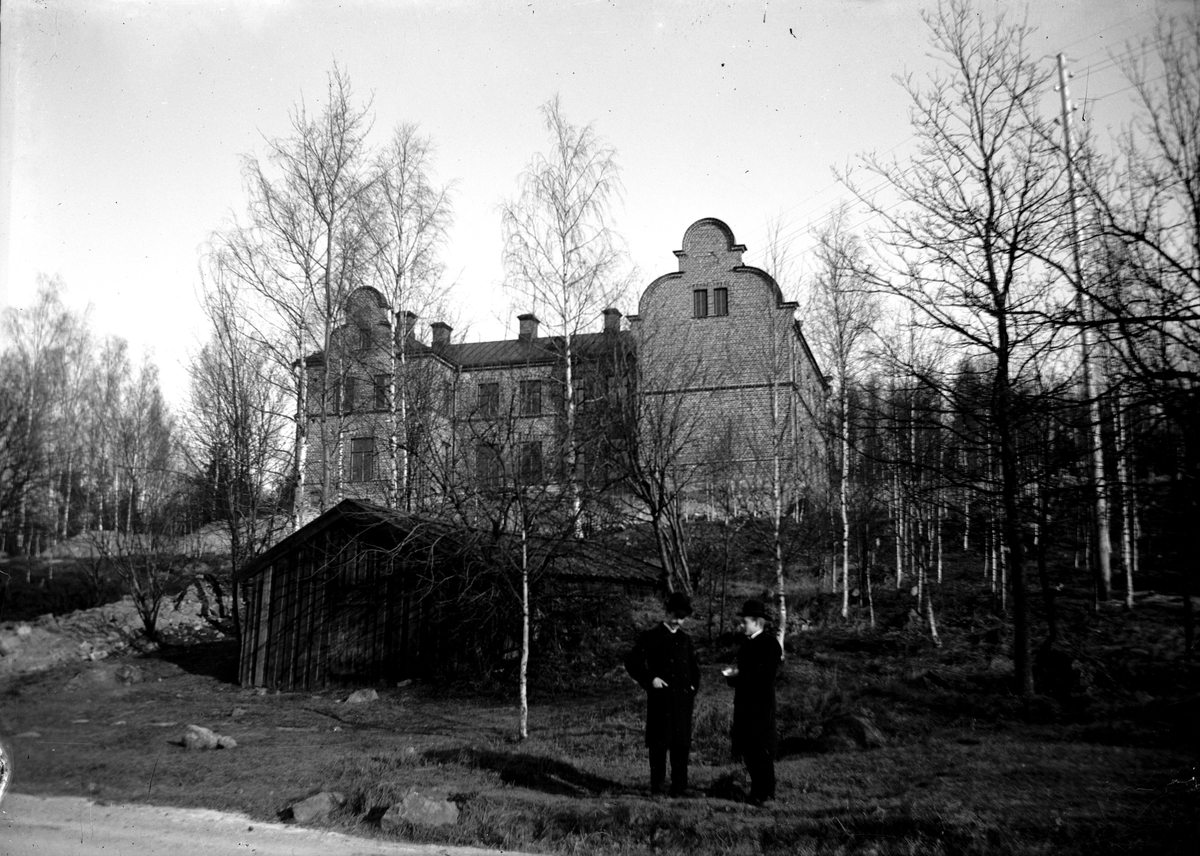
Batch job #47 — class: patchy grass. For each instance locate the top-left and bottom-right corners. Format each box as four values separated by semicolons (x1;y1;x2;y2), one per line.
2;556;1198;855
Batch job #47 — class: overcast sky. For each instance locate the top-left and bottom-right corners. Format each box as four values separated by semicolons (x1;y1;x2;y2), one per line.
0;0;1180;405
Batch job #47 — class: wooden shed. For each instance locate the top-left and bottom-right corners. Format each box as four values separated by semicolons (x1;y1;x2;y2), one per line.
234;499;659;690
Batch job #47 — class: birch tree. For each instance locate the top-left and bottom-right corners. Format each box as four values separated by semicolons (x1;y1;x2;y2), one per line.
365;124;454;509
805;207;879;618
211;66;375;528
188;273;291;641
501;96;632;533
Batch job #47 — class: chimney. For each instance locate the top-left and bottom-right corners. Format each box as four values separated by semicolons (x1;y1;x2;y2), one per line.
430;321;452;349
402;310;418;340
602;307;622;334
518;313;539;342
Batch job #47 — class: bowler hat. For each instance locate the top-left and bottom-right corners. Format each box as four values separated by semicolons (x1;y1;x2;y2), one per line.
738;598;768;619
664;592;693;617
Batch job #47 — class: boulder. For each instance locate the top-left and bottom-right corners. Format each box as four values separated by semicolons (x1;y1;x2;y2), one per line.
290;791;345;823
0;634;20;656
180;724;220;750
345;689;378;704
380;788;459;829
114;664;146;685
216;735;238;749
819;713;886;751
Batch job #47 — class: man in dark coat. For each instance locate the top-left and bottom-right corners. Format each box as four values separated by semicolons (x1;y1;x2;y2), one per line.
624;592;700;796
723;598;782;806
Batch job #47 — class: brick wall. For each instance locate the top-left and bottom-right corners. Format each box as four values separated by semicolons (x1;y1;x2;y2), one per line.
632;218;828;505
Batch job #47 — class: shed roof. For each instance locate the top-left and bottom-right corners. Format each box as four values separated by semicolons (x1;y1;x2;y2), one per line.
234;498;660;588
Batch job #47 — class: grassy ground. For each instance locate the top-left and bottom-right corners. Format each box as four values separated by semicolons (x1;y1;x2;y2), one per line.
1;556;1197;855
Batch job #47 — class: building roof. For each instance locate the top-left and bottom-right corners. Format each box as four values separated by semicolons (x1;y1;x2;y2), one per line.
432;329;631;370
304;330;630;372
234;498;659;588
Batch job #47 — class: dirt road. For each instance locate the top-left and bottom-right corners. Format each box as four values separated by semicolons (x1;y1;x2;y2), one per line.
2;792;529;856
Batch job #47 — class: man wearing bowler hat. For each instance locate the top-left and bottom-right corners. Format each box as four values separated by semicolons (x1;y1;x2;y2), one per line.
624;592;700;796
723;598;783;806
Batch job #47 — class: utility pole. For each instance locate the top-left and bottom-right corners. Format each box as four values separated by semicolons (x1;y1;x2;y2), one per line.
1057;52;1112;602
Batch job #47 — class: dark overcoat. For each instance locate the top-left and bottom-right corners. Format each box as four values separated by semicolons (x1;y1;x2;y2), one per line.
727;630;782;757
624;623;700;748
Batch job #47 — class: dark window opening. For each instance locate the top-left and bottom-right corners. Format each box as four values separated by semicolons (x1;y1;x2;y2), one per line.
714;287;729;316
520;379;542;416
476;444;503;488
374;374;390;410
343;377;356;413
693;289;709;318
350;437;375;482
519;441;543;484
478;382;500;418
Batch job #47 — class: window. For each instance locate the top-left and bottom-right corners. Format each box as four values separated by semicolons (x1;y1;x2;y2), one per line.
374;374;390;410
713;287;729;316
350;437;375;482
307;368;322;415
693;289;709;318
441;381;454;415
476;444;503;488
519;379;542;416
355;327;371;351
342;377;356;413
519;441;543;484
478;382;500;417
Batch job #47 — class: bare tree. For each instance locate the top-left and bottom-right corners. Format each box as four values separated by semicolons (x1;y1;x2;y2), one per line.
1079;15;1200;647
451;375;582;739
187;273;291;642
1;275;71;556
211;66;376;528
843;0;1075;694
364;124;455;509
804;206;880;619
609;326;708;594
501;96;632;533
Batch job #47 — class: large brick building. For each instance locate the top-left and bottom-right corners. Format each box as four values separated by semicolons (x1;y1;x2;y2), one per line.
300;218;827;523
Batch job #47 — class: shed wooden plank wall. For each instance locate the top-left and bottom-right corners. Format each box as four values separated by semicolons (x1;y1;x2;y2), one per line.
238;532;426;691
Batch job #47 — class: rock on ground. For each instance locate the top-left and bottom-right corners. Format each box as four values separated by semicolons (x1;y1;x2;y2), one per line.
289;791;345;823
345;689;379;704
180;724;222;751
380;788;460;829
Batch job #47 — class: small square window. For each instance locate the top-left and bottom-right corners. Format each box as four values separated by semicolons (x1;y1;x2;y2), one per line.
693;289;709;318
713;287;729;316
